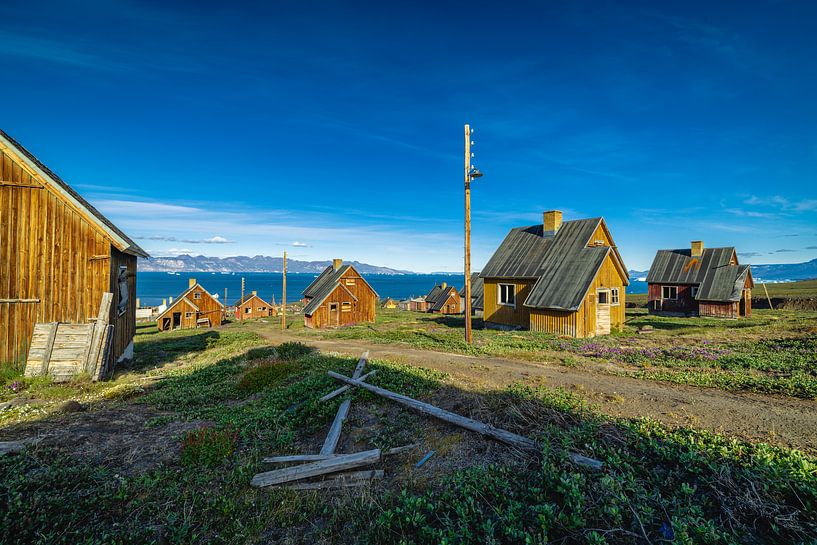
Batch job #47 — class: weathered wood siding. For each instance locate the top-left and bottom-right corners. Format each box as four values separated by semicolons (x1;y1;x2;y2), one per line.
235;294;272;320
647;283;697;314
304;268;377;329
0;148;123;365
157;284;222;331
432;292;461;314
109;249;137;361
482;278;534;328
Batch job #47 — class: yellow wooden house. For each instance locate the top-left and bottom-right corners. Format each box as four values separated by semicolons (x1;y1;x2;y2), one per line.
480;210;628;337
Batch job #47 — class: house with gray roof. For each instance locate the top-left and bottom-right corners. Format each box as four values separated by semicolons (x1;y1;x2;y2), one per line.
646;241;753;318
302;259;377;328
460;273;484;314
423;282;461;314
479;210;629;337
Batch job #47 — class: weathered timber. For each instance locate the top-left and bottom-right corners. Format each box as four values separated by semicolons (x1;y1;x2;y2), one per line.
40;322;58;375
0;437;41;456
319;369;377;402
384;444;418;456
283;470;384;490
328;370;538;451
263;454;335;464
319;351;369;455
251;449;381;488
328;371;604;470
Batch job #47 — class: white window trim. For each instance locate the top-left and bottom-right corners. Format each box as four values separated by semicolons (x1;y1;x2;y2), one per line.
597;288;611;305
610;287;620;306
497;283;517;308
662;286;678;300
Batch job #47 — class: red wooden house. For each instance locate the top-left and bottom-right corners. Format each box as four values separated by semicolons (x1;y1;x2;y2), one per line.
302;259;378;328
646;241;753;318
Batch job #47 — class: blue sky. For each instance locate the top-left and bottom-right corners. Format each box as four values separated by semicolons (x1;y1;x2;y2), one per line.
1;0;816;271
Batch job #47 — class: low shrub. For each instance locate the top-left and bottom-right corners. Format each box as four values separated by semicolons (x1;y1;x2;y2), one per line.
237;362;299;393
180;426;238;468
275;342;314;361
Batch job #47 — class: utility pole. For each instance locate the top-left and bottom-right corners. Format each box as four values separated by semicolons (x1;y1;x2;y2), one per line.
464;124;473;344
240;277;245;321
463;124;483;345
281;251;287;330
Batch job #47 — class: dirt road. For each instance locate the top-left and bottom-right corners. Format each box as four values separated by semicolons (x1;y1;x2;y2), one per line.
260;329;817;452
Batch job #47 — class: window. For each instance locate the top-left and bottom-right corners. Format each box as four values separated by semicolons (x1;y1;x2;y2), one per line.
691;286;699;299
611;288;620;305
185;312;193;318
598;290;609;304
345;279;356;285
194;292;201;300
662;286;678;300
498;283;516;306
329;303;338;312
259;307;266;312
341;302;352;312
117;266;129;315
245;307;251;313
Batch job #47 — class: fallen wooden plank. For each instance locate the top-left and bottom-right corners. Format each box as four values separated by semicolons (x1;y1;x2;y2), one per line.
263;454;335;464
319;369;377;402
328;370;538;451
384;444;418;456
251;449;381;488
327;371;604;470
319;352;369;455
283;469;384;490
0;438;42;456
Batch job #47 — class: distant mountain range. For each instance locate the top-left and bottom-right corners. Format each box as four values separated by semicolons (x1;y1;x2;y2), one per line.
629;258;817;283
138;254;413;275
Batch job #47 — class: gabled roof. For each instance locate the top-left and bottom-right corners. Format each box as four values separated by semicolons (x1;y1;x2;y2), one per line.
425;284;444;303
0;129;148;257
646;247;751;303
481;218;629;311
459;273;484;310
156;283;223;320
235;293;270;307
302;263;377;316
430;286;459;312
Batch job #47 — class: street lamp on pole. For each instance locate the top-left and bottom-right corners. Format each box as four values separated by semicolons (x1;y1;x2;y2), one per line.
464;124;483;345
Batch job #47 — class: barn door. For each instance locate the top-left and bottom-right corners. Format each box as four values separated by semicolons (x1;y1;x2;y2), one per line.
329;303;339;326
596;289;611;335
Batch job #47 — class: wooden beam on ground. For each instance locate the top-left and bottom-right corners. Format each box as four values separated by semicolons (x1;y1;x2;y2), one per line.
40;322;58;375
327;371;604;470
251;448;381;488
282;470;384;490
263;454;335;464
0;438;41;456
319;369;377;402
319;352;369;455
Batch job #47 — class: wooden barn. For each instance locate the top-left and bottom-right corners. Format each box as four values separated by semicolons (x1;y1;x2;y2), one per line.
156;279;223;331
460;273;484;314
480;210;629;337
302;259;377;328
0;129;148;367
235;291;274;320
646;241;753;318
425;283;461;314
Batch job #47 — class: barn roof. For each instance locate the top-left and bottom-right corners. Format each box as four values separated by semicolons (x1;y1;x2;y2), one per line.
302;264;377;316
646;247;751;302
0;129;148;258
156;282;222;320
480;218;628;311
459;273;484;310
430;286;458;312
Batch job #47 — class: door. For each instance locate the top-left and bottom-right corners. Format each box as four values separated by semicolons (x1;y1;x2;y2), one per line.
172;312;181;329
596;289;611;335
162;317;170;330
329;303;339;326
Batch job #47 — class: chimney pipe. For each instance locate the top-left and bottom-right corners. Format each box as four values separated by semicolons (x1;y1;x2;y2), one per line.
189;278;197;289
252;290;257;296
691;241;704;257
543;210;563;235
333;258;342;271
441;282;447;289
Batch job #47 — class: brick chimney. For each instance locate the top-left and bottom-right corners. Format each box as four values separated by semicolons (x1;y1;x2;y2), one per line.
691;241;704;257
332;258;343;271
189;278;197;289
543;210;563;236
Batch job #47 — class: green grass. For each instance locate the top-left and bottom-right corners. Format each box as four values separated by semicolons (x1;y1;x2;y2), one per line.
763;278;817;297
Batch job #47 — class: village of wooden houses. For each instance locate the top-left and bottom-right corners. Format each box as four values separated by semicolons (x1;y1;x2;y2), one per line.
1;5;817;539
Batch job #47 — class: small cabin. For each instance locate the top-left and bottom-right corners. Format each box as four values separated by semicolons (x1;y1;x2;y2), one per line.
235;291;274;320
382;297;399;309
0;129;148;367
480;210;629;337
646;242;753;318
302;259;378;328
425;284;461;314
157;279;223;331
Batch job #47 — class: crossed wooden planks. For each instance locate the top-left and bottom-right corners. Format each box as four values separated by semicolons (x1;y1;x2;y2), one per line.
251;350;603;490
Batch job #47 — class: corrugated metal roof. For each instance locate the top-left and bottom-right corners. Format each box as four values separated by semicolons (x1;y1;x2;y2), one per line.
480;218;626;311
425;285;444;303
431;286;458;311
698;263;751;302
646;247;751;303
459;273;484;310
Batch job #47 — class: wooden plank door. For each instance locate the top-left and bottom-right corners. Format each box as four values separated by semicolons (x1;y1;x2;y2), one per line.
595;289;611;335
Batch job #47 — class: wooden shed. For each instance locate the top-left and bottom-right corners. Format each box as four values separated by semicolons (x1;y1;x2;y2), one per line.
381;297;399;309
0;129;148;367
235;291;274;320
646;242;753;318
480;211;629;337
302;259;377;328
156;279;223;331
426;284;461;314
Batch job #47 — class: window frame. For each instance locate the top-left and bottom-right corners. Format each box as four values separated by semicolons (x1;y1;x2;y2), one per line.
691;286;699;299
341;302;352;313
610;288;620;306
193;292;201;300
662;286;678;300
185;312;193;319
597;289;610;305
497;283;516;307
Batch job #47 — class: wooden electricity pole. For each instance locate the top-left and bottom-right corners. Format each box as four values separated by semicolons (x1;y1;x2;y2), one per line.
464;124;473;344
281;251;287;330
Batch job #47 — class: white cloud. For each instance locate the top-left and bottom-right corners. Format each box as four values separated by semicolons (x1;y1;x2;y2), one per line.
292;241;308;247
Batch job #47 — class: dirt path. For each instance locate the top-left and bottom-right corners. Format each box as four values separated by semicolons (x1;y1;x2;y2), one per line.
261;329;817;452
